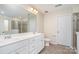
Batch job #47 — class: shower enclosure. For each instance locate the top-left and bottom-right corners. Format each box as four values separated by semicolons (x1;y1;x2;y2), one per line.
73;13;79;49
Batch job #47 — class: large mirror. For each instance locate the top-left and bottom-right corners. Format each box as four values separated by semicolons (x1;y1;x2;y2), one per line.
0;4;37;34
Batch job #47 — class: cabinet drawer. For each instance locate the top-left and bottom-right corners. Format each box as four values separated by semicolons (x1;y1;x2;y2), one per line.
0;40;27;54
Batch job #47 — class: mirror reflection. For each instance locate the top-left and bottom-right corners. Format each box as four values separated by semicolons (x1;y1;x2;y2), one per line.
0;5;37;34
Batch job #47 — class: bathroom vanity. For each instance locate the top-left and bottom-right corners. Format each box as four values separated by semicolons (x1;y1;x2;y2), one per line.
0;33;44;54
0;5;44;54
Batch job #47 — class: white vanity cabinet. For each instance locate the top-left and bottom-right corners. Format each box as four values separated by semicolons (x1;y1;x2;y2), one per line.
34;35;44;53
29;35;44;54
9;39;29;54
0;39;28;54
0;33;44;54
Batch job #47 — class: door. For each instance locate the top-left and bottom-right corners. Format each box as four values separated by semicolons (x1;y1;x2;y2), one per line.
57;15;72;47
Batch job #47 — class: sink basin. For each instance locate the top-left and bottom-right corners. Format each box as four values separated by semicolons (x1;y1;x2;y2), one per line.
0;32;40;42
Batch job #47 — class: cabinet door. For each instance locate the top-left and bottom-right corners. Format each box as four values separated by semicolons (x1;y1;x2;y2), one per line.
9;39;29;54
10;47;28;54
29;38;36;53
0;40;27;54
15;47;28;54
29;35;44;54
34;36;44;53
15;39;29;54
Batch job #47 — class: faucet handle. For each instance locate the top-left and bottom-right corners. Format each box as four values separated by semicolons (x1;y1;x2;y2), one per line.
4;35;11;39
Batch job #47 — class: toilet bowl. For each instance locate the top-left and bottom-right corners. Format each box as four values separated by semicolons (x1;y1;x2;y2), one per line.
44;38;51;46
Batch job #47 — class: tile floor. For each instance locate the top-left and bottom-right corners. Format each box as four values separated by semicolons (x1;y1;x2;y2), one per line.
40;44;76;54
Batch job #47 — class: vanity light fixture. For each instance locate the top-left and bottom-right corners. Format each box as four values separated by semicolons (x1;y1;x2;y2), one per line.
22;6;38;15
28;7;38;15
30;8;38;14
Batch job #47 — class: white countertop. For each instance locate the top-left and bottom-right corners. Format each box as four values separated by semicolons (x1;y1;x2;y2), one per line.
0;32;42;47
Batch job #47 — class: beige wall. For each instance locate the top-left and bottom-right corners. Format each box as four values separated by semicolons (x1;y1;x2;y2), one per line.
36;5;79;34
44;13;57;35
44;7;73;33
43;6;79;47
44;7;73;47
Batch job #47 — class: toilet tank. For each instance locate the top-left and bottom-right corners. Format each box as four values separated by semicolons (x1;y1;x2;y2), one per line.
44;33;57;44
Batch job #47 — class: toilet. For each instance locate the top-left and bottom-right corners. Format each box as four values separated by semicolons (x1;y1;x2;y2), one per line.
44;33;53;46
44;38;51;46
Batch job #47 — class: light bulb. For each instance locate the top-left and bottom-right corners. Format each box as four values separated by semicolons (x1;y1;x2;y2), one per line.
30;8;33;11
36;11;38;14
34;9;36;12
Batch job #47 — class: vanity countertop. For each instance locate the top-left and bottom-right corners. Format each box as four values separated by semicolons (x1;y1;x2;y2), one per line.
0;32;42;47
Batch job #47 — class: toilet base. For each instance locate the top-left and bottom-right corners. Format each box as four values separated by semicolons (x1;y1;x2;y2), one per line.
45;41;50;46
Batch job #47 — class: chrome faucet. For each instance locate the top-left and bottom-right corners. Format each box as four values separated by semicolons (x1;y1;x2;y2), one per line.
2;32;11;39
4;35;11;39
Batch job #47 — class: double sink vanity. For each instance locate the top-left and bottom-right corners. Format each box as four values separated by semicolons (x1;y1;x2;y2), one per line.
0;32;44;54
0;5;45;54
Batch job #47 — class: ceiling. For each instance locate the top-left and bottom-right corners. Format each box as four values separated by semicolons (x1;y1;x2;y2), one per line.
31;4;79;14
0;4;79;16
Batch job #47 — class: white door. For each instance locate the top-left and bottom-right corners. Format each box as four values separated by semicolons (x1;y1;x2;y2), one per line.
57;15;72;47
